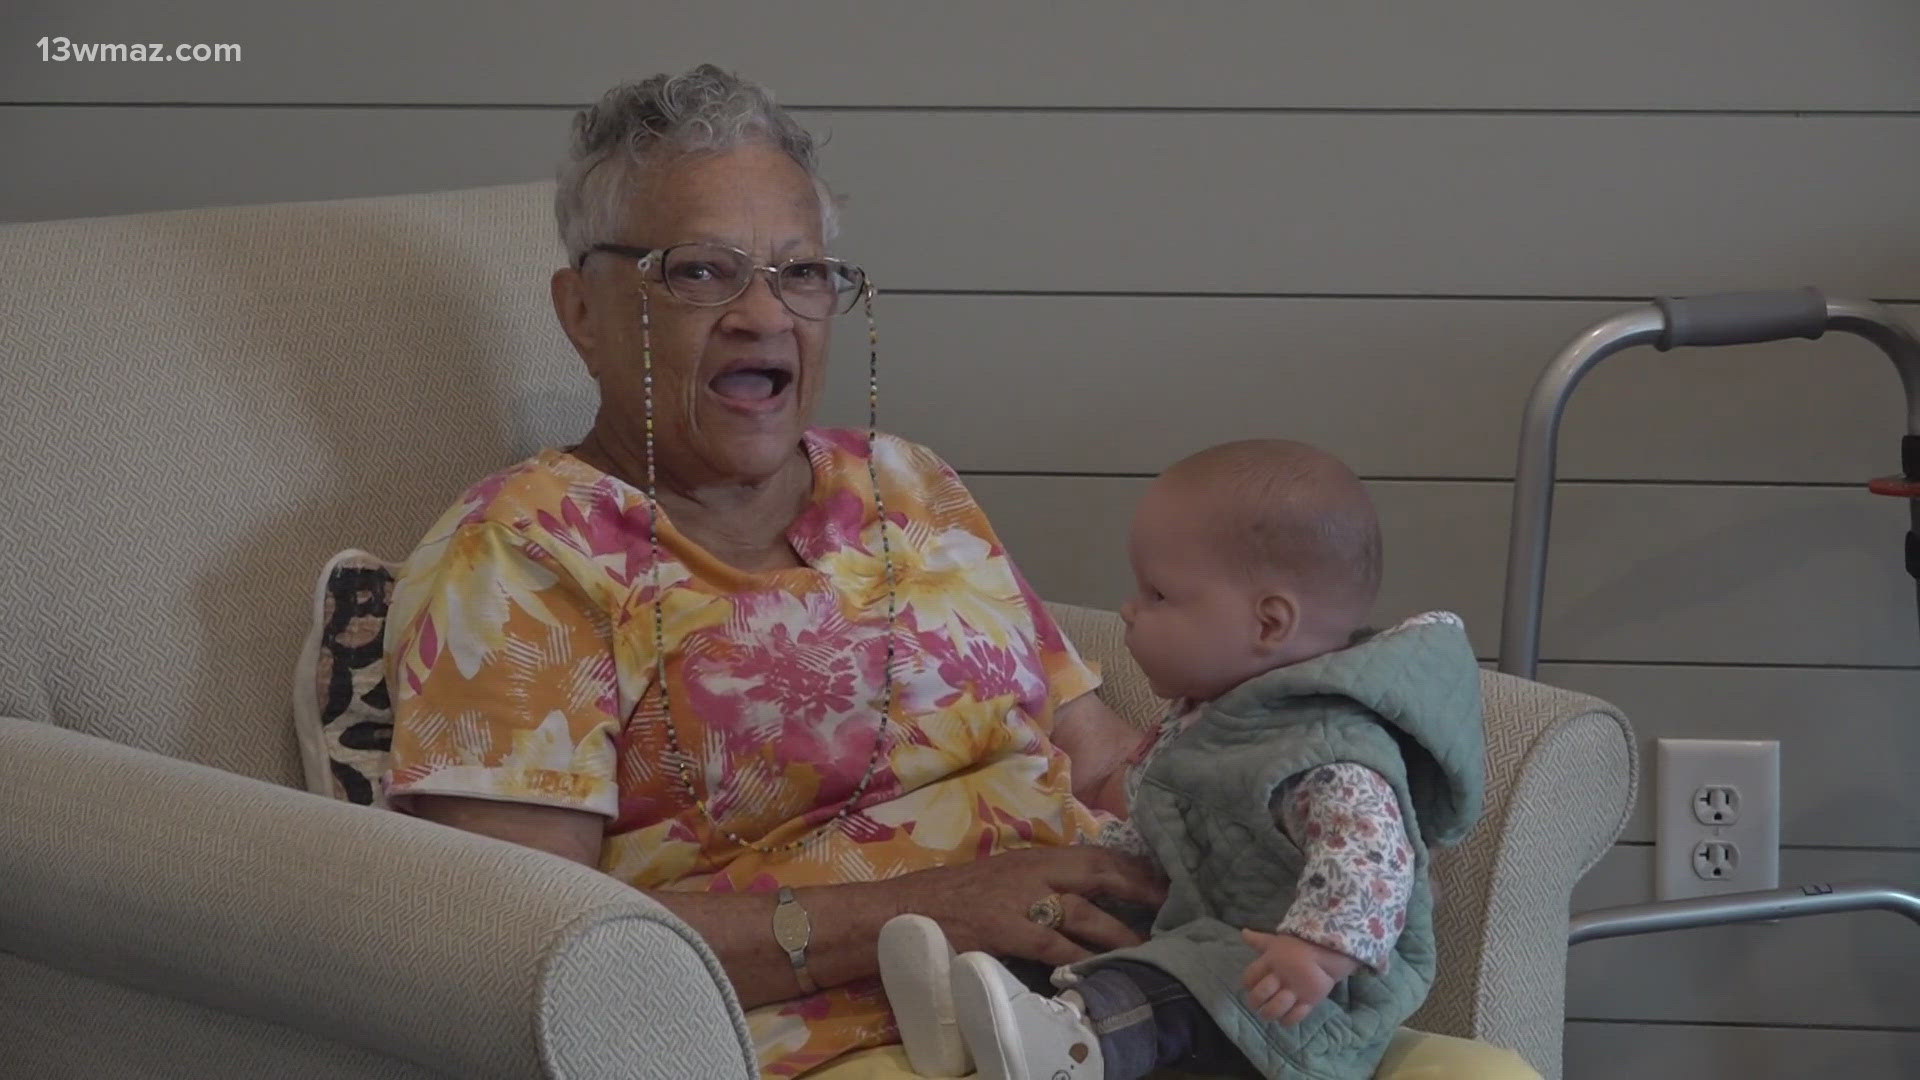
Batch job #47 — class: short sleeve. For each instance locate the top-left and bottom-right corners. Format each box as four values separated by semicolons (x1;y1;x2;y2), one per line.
871;431;1101;727
1008;558;1103;721
384;520;622;818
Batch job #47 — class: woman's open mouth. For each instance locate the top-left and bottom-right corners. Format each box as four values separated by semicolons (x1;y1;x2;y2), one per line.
708;366;795;412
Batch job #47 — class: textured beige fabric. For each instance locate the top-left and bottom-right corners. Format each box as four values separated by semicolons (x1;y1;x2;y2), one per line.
1416;674;1635;1080
541;915;761;1079
0;181;583;787
1;951;446;1080
1453;704;1634;1079
0;717;756;1080
1043;604;1635;1080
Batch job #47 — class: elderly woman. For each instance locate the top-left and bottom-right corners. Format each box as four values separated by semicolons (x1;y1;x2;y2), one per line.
382;66;1160;1077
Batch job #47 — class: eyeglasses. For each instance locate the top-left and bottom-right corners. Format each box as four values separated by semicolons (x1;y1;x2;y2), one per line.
580;241;868;320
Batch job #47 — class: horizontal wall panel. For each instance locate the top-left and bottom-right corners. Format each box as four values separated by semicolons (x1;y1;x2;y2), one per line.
1536;664;1920;849
822;112;1920;299
8;140;1913;492
965;475;1920;668
0;107;560;225
811;295;1917;484
1567;846;1920;1028
7;108;1920;302
1565;1020;1920;1080
1524;483;1914;669
7;2;1920;110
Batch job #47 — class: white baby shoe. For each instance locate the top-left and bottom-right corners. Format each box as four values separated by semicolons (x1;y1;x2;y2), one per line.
877;914;972;1076
951;951;1104;1080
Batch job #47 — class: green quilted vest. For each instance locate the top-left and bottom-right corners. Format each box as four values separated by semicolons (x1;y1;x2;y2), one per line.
1077;613;1485;1079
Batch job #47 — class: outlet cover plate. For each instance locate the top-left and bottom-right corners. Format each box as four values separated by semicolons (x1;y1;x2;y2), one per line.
1655;738;1780;901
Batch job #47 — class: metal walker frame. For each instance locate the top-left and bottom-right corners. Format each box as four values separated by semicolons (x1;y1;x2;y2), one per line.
1493;288;1920;943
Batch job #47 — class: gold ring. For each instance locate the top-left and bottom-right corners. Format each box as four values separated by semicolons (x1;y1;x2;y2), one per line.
1026;893;1066;930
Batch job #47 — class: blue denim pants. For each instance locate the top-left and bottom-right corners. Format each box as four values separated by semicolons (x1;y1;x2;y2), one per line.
1005;958;1256;1079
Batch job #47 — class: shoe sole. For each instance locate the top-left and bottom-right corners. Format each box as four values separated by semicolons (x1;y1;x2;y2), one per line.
877;915;971;1077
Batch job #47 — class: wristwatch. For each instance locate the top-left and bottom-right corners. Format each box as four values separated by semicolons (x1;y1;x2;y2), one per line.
772;887;817;993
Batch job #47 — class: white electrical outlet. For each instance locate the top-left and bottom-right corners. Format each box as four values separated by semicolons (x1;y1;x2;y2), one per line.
1655;738;1780;901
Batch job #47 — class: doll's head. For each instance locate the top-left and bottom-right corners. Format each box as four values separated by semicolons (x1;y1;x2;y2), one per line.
1120;439;1381;703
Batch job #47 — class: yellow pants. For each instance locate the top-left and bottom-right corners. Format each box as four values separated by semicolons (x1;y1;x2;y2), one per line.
803;1027;1541;1079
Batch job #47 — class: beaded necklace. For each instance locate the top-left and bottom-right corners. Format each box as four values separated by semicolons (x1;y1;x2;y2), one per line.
637;279;895;854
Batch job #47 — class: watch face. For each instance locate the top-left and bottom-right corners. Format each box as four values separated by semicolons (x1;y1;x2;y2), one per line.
773;899;811;950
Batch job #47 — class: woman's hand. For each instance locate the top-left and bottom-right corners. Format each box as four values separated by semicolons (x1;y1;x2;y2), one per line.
887;846;1167;966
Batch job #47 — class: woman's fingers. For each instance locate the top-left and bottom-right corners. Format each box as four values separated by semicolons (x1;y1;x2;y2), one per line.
891;847;1166;963
1071;852;1169;909
1034;930;1097;967
994;917;1094;967
1057;893;1145;951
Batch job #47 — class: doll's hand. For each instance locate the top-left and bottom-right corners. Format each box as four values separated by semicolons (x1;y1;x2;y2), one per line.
1239;928;1361;1026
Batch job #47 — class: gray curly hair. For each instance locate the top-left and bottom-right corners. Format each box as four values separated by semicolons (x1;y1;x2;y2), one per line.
555;65;838;265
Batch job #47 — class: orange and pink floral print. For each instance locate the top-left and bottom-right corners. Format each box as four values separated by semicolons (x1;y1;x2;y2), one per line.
385;428;1108;1077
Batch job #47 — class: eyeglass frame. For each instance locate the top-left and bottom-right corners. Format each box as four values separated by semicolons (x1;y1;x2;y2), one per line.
577;241;869;320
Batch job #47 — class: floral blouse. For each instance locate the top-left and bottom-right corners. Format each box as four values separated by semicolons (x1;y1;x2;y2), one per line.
1111;707;1415;972
383;427;1110;1077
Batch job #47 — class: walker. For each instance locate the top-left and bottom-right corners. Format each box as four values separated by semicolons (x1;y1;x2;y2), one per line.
1493;288;1920;942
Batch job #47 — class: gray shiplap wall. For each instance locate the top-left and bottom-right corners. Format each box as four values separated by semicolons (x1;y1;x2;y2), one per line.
6;3;1919;1076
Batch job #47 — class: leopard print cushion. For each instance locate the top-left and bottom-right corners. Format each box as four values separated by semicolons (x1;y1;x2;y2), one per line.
298;550;398;807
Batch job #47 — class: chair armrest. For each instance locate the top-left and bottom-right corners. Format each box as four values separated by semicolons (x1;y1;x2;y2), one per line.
0;718;757;1080
1410;672;1637;1080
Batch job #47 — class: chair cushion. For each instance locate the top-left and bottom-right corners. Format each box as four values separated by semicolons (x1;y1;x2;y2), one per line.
293;549;399;807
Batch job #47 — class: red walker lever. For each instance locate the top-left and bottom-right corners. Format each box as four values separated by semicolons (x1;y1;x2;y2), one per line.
1869;475;1920;498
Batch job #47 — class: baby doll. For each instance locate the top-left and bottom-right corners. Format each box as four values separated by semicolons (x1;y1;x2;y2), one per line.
882;439;1484;1080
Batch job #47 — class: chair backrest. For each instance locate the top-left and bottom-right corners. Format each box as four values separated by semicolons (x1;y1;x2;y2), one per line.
0;182;593;785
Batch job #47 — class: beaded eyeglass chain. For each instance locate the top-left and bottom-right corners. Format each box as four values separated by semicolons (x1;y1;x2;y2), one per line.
637;269;897;854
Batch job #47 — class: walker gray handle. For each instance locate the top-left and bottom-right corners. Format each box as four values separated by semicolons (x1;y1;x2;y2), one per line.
1498;293;1920;680
1655;287;1828;350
